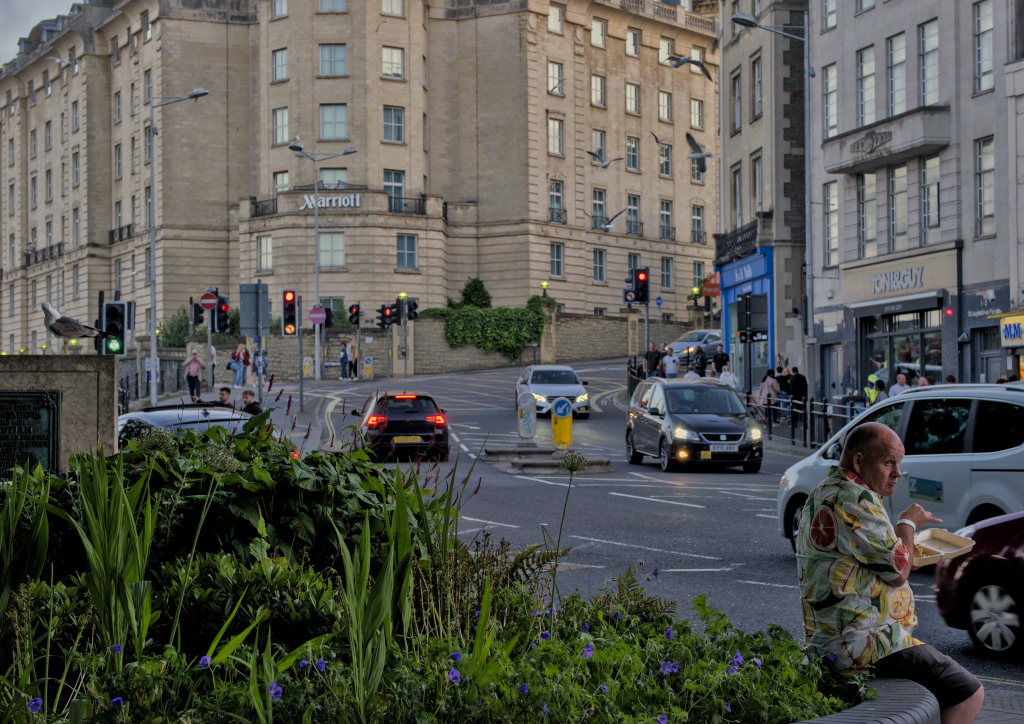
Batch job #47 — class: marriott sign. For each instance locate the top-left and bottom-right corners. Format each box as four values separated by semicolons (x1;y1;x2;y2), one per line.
299;194;362;210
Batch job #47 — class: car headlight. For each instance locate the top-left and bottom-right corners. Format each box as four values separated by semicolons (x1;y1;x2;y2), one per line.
575;393;588;403
532;393;546;403
749;427;762;441
674;427;700;441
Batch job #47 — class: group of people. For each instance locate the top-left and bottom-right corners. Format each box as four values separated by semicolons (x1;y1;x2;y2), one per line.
868;371;961;405
338;338;359;380
641;342;739;388
185;343;259;404
754;366;809;424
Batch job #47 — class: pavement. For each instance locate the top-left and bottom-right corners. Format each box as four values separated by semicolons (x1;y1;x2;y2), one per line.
156;359;1024;717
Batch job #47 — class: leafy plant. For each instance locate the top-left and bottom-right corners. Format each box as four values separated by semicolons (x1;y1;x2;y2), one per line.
442;296;551;360
458;277;492;309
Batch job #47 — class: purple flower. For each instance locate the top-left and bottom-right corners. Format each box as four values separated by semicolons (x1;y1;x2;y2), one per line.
582;622;590;633
658;716;668;724
530;643;537;650
449;668;461;684
199;656;212;669
111;698;124;707
825;653;837;665
542;700;550;715
726;699;732;713
519;683;529;695
659;661;679;675
599;685;608;694
733;650;743;665
450;652;462;662
27;698;42;713
268;683;282;701
475;610;481;619
541;632;550;641
299;659;309;670
753;658;762;668
316;658;325;672
111;645;122;654
612;612;623;621
544;606;557;619
582;643;594;659
666;627;674;640
653;568;659;579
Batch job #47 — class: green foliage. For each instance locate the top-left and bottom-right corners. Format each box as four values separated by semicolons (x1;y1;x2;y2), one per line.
458;277;491;309
419;307;448;318
441;294;553;360
157;304;192;348
0;466;50;623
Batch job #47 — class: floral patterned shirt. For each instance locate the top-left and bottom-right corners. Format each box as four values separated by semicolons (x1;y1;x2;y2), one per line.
796;466;922;672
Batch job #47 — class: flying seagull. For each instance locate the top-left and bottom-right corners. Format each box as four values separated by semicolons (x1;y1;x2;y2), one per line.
686;132;713;173
667;54;714;82
42;303;112;354
651;131;664;146
584;208;627;231
586;150;624;169
549;78;565;93
376;14;390;31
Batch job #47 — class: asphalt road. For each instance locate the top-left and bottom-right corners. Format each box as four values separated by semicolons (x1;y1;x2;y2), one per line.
291;361;1024;692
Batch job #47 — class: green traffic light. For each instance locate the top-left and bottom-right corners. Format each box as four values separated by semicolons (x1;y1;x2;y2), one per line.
106;339;122;353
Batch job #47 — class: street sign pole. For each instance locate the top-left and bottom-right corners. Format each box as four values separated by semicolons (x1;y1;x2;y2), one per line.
402;299;408;378
202;288;218;393
298;295;304;414
644;302;650;351
255;278;263;407
357;301;362;381
189;296;194;339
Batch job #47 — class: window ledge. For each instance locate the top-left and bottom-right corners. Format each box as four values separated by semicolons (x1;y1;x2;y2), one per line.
548;91;566;98
854;6;874;16
659;117;673;124
592;280;608;286
659;173;672;180
269;14;289;21
974;233;997;242
591;102;606;110
751;112;762;122
316;74;351;80
381;76;408;82
270;78;289;85
317;138;351;143
548;275;565;280
316;9;349;13
626;53;639;59
820;24;836;34
255;269;274;275
972;87;995;99
690;179;705;185
395;267;421;274
321;266;349;272
730;128;741;137
548;152;565;158
626;167;641;174
382;140;407;145
626;110;641;117
690;124;703;131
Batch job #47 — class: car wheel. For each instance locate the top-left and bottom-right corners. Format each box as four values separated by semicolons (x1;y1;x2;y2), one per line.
626;430;643;465
787;497;806;553
659;440;676;473
742;461;762;474
967;582;1022;657
966;505;1006;526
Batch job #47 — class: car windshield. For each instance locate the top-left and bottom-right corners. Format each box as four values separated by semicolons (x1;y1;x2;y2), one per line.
530;370;579;385
374;396;438;414
672;331;705;345
665;387;746;415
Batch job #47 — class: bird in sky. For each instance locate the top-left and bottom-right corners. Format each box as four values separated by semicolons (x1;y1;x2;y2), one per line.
376;14;390;31
584;208;627;230
651;131;664;146
586;150;624;169
667;55;714;81
549;78;565;93
42;303;112;354
686;132;713;173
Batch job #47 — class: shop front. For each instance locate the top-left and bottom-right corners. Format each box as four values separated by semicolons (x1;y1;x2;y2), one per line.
720;249;773;392
983;311;1024;381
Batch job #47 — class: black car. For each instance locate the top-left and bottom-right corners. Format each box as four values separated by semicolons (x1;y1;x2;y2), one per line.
118;404;252;447
351;392;450;461
625;378;764;473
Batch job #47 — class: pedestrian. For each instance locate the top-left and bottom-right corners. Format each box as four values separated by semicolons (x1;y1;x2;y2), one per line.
711;344;729;377
1008;374;1020;382
873;379;889;404
185;349;206;402
209;344;217;387
777;366;791;423
944;374;957;384
663;348;680;378
998;376;1008;384
241;388;262;415
339;343;349;380
348;338;358;379
789;366;808;426
230;343;251;389
917;375;931;388
890;373;911;396
215;386;234;408
796;423;984;721
718;364;740;389
863;374;879;403
643;343;662;379
757;369;781;422
692;344;708;378
682;364;701;380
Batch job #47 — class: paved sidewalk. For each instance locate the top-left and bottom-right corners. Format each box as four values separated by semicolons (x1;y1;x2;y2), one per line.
977;689;1024;724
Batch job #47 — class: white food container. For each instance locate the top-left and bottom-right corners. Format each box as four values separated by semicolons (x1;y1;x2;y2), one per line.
911;528;975;568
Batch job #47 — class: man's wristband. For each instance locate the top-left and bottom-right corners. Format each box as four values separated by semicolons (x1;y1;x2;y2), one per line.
896;518;917;532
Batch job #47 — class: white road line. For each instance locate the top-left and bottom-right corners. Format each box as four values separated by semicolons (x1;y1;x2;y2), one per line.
609;492;705;509
738;580;798;589
460;444;469;452
458;528;483;534
717;491;779;501
755;514;777;519
571;535;721;560
450;432;461;443
915;595;937;601
662;568;735;573
461;517;520;528
469;453;477;459
517;476;569;488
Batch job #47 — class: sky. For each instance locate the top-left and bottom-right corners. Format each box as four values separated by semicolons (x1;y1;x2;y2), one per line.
0;0;74;66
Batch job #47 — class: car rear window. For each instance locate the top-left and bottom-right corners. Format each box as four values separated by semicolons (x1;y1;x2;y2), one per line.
530;370;579;385
374;396;438;414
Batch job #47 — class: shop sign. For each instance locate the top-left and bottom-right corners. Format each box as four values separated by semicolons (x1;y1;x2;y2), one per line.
871;267;923;295
1000;314;1024;348
722;255;766;288
299;194;362;211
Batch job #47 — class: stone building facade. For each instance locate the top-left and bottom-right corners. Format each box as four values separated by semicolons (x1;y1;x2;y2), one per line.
0;0;719;356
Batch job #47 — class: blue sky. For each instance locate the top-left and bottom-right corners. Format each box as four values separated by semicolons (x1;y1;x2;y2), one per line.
0;0;73;66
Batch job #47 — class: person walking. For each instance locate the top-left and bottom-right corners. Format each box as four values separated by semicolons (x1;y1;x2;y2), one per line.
757;369;781;422
185;349;206;402
692;344;708;378
789;366;808;427
230;343;251;389
719;364;740;389
663;348;680;378
643;342;662;379
711;344;729;377
777;366;792;423
873;379;889;404
890;373;912;396
348;338;358;379
339;343;350;380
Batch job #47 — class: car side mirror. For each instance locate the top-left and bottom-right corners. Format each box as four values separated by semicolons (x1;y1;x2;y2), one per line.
582;381;589;386
350;409;360;416
650;407;662;417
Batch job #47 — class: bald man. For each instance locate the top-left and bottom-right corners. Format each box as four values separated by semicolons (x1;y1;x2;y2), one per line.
796;423;983;723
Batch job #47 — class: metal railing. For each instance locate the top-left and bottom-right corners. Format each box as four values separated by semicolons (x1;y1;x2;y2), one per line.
24;243;63;267
743;394;866;449
592;215;608;230
294;181;368;192
627;357;645;397
660;225;675;241
252;198;277;217
691;230;707;244
549;207;567;224
388;196;426;214
108;224;134;244
713;220;758;265
626;220;643;236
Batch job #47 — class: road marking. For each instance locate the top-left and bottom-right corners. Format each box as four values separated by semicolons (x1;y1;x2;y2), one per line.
717;491;778;501
459;528;483;534
517;476;570;488
462;516;519;528
755;514;777;519
915;595;936;601
450;432;461;443
571;535;721;560
609;492;705;509
460;444;469;452
738;580;798;589
661;568;736;573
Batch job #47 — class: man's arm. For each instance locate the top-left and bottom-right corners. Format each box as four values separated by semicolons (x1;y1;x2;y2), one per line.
885;503;943;588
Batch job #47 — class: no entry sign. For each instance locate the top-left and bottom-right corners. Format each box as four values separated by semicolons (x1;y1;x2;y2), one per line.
200;292;218;310
308;305;327;325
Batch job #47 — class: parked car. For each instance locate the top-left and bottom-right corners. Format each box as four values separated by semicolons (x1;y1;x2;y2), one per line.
777;384;1024;550
515;365;590;418
935;511;1024;658
625;377;764;473
118;404;252;447
667;329;723;367
351;392;450;461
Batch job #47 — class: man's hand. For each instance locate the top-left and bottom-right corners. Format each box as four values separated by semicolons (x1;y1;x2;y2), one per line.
898;503;943;528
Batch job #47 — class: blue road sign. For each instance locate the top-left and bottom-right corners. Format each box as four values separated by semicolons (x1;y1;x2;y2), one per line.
655;296;663;307
552;398;572;418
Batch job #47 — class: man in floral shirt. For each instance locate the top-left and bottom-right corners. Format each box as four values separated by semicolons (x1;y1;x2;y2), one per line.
797;422;984;723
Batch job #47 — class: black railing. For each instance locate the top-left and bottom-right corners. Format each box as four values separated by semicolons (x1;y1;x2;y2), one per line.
626;220;643;236
294;181;369;192
691;230;707;244
388;196;425;214
108;224;134;244
24;243;63;267
592;215;608;230
252;198;277;217
660;225;675;241
549;207;567;224
742;394;866;449
713;220;758;265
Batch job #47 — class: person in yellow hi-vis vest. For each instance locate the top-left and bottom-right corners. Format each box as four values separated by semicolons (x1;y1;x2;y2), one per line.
863;374;879;403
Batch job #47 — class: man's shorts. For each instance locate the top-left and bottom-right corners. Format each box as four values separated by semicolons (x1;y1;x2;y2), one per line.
873;644;982;709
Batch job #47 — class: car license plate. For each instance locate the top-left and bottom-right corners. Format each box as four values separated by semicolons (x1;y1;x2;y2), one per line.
709;444;739;452
700;451;712;460
393;436;422;443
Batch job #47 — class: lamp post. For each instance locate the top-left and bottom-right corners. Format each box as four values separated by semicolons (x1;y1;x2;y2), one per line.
731;10;814;390
540;281;549;297
46;56;72;354
289;141;358;381
147;87;209;406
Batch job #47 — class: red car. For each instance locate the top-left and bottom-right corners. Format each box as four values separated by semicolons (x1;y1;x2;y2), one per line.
934;511;1024;658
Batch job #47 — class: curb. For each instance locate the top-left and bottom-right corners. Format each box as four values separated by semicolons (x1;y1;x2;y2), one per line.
797;679;939;724
510;456;614;474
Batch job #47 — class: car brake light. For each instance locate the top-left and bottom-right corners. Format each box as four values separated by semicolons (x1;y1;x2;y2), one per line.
394;395;417;399
367;415;387;426
426;414;446;424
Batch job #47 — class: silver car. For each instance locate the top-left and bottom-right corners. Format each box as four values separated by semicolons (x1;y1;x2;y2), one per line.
667;329;723;363
515;365;590;418
777;384;1024;549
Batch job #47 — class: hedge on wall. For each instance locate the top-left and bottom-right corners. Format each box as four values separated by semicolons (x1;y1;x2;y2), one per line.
442;295;554;360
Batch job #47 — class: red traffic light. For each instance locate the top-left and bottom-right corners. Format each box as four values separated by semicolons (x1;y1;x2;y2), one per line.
220;304;228;312
637;272;647;281
384;308;392;316
284;291;296;302
349;304;358;314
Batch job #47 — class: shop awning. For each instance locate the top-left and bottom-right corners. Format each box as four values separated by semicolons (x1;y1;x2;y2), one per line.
848;290;944;318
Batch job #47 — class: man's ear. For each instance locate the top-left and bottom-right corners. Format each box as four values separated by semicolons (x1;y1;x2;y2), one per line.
851;451;863;475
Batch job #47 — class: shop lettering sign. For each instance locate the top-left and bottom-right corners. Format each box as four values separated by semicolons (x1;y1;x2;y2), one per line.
1000;314;1024;347
871;267;924;295
299;194;362;211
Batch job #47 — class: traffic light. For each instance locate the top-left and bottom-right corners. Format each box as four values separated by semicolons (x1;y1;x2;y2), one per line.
215;294;230;334
348;303;361;326
387;303;400;325
376;304;389;330
282;289;298;336
394;298;405;324
406;300;418;321
192;303;205;326
633;267;650;304
102;301;128;356
324;307;334;328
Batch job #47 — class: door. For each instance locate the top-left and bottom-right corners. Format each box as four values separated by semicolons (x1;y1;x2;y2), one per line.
970;399;1024;522
822;345;841;400
641;385;668;453
892;397;973;527
983;356;1002;385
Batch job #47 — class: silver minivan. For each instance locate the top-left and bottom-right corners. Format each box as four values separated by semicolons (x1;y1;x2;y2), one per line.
777;385;1024;549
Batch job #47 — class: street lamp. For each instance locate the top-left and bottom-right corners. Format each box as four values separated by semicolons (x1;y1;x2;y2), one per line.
147;87;209;405
540;281;549;297
731;10;814;390
290;140;358;381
